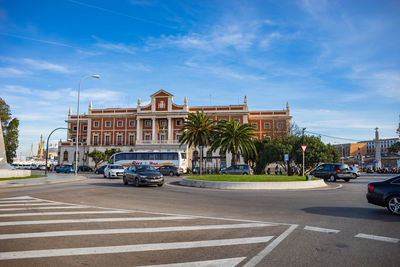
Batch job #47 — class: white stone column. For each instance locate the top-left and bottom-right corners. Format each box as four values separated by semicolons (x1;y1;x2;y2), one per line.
136;118;141;142
152;118;156;141
168;117;172;141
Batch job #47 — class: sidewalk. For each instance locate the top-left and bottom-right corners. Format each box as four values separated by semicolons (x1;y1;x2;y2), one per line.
0;173;87;188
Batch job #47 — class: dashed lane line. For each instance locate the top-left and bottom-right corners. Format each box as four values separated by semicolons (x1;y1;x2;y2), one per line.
0;210;130;217
0;223;273;240
0;216;195;226
140;257;247;267
355;233;399;244
0;236;274;260
304;226;340;234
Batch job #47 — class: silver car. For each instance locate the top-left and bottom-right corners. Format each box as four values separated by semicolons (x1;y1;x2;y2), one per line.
219;164;254;175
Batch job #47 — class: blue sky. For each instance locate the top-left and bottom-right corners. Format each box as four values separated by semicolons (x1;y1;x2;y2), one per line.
1;0;399;157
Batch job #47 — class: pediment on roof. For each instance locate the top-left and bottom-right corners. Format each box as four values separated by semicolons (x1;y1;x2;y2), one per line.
151;89;173;98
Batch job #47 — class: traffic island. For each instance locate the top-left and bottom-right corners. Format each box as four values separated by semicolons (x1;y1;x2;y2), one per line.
179;175;327;190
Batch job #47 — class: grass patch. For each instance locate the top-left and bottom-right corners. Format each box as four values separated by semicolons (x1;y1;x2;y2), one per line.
0;175;47;181
185;174;319;182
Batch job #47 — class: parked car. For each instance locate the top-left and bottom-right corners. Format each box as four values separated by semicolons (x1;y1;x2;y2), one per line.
95;165;106;174
367;175;400;215
219;164;254;175
78;165;93;172
104;164;125;178
55;165;75;173
123;164;164;187
157;165;182;176
309;163;354;182
38;165;46;170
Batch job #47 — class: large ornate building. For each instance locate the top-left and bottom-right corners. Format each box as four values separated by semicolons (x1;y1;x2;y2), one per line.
59;89;291;169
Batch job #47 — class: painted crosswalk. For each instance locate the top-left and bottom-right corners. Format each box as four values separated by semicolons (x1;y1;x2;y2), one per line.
0;196;294;266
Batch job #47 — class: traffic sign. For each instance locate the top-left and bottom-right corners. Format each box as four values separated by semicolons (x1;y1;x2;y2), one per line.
301;145;307;152
284;153;289;161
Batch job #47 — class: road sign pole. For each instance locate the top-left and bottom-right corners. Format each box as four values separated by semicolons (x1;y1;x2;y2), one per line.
302;150;305;176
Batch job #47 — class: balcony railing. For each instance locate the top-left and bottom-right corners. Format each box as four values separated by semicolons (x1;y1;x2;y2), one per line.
136;140;181;145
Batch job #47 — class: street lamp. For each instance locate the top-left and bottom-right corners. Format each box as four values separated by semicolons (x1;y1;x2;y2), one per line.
75;75;100;176
45;127;69;176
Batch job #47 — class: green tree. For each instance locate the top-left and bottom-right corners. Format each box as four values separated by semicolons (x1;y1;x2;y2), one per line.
88;148;122;169
211;120;257;166
180;111;215;173
88;150;106;169
0;98;19;163
389;142;400;153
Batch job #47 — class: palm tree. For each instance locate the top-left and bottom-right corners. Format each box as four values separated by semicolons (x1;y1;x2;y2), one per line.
211;120;257;166
179;110;215;174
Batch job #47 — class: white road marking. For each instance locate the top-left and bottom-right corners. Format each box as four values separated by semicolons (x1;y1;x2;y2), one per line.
244;224;298;267
0;210;130;217
304;226;340;234
0;216;195;226
0;200;50;204
0;236;274;260
0;223;272;240
355;233;399;244
141;257;246;267
0;206;89;211
0;196;35;200
0;202;67;207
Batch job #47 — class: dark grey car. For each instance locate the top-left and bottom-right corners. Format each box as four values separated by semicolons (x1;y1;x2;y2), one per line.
310;163;354;182
123;165;164;187
157;165;182;176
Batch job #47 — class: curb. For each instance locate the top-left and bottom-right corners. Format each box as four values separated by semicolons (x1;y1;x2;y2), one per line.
0;176;88;188
179;178;328;190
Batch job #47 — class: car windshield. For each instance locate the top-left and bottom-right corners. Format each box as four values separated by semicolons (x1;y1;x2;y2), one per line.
111;165;124;169
137;165;156;172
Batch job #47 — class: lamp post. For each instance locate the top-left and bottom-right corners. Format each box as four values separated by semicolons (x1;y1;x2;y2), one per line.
75;75;100;176
45;127;69;176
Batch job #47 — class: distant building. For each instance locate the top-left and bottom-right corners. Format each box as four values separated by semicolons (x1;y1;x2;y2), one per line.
333;143;367;158
359;138;399;155
58;89;291;169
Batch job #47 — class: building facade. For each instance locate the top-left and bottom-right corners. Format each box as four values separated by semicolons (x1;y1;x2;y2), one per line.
359;138;399;155
59;90;291;169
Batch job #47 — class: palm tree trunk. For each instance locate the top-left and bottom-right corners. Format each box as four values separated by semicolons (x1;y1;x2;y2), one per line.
231;151;237;166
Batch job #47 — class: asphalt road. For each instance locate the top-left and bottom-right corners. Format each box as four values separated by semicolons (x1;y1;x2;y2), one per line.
0;173;398;266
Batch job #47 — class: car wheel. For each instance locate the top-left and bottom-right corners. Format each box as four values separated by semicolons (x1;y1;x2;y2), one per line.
352;173;357;179
95;171;98;174
344;178;350;182
66;170;69;173
123;177;128;185
386;195;400;215
169;171;174;177
329;175;336;182
242;172;248;175
157;183;163;187
135;178;140;187
103;173;106;178
108;173;111;179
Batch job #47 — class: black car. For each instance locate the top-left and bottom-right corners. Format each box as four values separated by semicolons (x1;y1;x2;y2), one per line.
95;165;106;174
78;165;93;172
123;164;164;187
367;175;400;215
310;163;354;182
157;165;181;176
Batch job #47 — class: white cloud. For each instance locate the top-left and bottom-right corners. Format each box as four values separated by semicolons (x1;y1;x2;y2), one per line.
93;36;136;55
22;58;71;73
0;85;33;94
0;67;30;77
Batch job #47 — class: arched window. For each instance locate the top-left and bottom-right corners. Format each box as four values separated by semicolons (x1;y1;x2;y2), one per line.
193;150;199;160
219;149;226;162
63;151;68;162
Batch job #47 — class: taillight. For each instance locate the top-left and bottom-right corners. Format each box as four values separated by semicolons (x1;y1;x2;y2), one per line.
368;184;374;192
336;169;340;173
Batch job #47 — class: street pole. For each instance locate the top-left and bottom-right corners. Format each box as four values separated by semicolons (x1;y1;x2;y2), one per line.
45;127;69;176
75;75;100;176
302;150;305;176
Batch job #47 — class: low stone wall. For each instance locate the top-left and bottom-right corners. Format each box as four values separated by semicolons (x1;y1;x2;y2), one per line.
180;178;327;190
0;169;31;178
